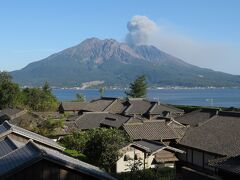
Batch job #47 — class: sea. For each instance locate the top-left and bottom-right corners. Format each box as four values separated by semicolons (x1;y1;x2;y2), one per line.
52;88;240;108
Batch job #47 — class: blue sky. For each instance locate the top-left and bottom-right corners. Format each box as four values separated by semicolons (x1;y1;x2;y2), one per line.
1;0;240;74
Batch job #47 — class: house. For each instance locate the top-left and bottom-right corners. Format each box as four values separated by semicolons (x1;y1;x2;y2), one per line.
209;155;240;180
0;108;27;123
116;139;184;173
58;101;89;114
0;133;115;180
123;119;186;145
176;111;240;179
175;108;219;127
0;121;64;151
123;98;184;118
65;112;130;132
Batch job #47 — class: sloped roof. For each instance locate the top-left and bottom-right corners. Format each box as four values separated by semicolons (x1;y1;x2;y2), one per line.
123;120;180;140
175;108;218;127
0;141;115;180
148;103;184;115
88;97;117;111
68;112;130;130
0;121;64;151
179;112;240;156
124;99;154;115
131;140;165;153
105;99;130;114
0;136;18;157
210;155;240;175
60;101;89;111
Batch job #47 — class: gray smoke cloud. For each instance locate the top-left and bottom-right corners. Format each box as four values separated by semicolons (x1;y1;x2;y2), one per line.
125;15;240;74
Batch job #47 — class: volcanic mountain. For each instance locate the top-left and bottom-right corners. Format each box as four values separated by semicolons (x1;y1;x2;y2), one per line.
11;38;240;87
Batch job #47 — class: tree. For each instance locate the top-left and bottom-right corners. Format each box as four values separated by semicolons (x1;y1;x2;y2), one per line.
125;75;147;98
0;72;22;109
75;93;85;102
22;82;58;111
59;128;130;172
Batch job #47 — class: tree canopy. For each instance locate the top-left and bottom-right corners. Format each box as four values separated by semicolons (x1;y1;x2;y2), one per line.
0;71;58;111
125;75;147;98
60;128;130;172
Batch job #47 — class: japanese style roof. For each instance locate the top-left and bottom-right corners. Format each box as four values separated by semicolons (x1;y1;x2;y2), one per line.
66;112;130;130
209;155;240;175
131;140;165;153
123;120;181;140
148;103;184;116
60;101;89;111
0;121;64;151
175;108;218;127
0;140;116;180
0;136;18;157
88;97;117;111
179;111;240;156
124;98;153;115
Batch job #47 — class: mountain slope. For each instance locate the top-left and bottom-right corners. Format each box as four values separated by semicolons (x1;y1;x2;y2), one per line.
11;38;240;87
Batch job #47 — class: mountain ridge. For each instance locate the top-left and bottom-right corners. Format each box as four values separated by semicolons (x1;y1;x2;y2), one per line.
11;37;240;87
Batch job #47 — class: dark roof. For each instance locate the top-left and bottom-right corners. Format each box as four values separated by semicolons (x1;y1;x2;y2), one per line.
0;136;17;157
68;112;130;130
88;97;117;112
100;114;130;128
131;140;165;153
123;120;180;140
60;102;89;111
0;121;64;151
105;99;130;114
124;98;153;115
148;103;184;116
210;155;240;175
175;108;218;127
0;141;115;180
179;112;240;156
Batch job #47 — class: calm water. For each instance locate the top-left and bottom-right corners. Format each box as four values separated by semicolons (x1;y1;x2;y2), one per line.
53;88;240;108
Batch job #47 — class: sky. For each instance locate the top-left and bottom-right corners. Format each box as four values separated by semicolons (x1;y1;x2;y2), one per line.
0;0;240;74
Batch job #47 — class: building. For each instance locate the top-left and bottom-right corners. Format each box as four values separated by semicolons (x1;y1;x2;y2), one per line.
176;111;240;179
0;121;116;180
0;108;27;123
116;139;184;173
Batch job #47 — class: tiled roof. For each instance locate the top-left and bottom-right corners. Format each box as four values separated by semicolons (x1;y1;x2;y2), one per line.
0;121;64;151
131;140;165;153
148;103;184;116
123;120;180;140
0;141;115;180
88;97;116;111
68;112;130;130
179;112;240;156
210;155;240;175
175;108;218;127
124;99;154;115
0;136;17;157
105;99;130;114
60;102;89;111
100;114;130;128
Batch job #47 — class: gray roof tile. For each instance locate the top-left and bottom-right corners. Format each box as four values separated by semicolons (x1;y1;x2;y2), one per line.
0;121;64;151
0;136;17;157
179;112;240;156
123;120;180;140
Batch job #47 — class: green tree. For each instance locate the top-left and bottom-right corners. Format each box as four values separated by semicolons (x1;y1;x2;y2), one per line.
59;128;130;172
22;82;58;111
0;72;22;109
75;93;85;102
125;75;147;98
